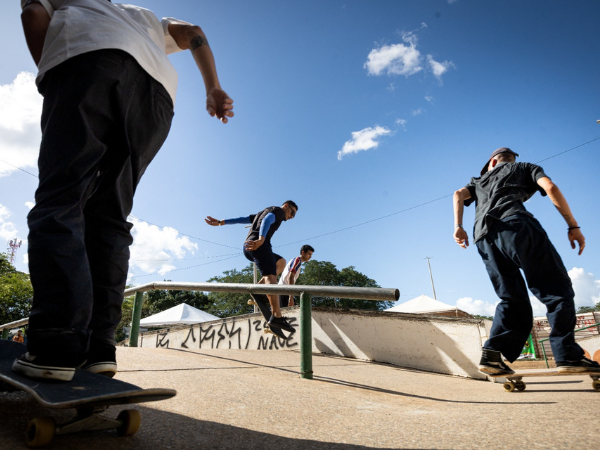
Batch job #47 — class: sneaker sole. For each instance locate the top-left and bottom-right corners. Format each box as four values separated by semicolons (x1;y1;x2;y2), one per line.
478;365;515;376
12;359;75;382
557;366;600;374
83;362;117;378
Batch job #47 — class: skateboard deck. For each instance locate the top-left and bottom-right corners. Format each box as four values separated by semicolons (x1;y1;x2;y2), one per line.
0;340;176;447
488;368;600;392
247;293;293;340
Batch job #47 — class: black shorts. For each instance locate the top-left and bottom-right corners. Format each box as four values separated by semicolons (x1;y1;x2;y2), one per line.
243;244;283;276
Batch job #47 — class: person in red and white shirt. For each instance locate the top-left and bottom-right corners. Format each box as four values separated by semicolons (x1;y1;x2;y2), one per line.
278;245;314;307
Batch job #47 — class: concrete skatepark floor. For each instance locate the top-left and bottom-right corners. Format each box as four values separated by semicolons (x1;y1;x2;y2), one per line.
1;347;598;449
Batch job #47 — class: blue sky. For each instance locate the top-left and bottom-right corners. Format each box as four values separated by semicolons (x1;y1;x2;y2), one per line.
1;0;599;316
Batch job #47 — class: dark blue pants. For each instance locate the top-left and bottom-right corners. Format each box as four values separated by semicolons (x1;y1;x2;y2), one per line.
27;50;174;358
243;244;282;277
476;214;583;363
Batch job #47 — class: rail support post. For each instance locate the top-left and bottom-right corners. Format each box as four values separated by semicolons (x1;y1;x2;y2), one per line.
300;292;313;379
129;291;144;347
1;328;9;340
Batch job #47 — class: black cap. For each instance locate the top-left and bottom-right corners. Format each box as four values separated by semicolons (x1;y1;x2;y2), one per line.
480;147;519;176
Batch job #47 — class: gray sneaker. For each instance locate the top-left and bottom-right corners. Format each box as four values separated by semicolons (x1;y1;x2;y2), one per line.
556;357;600;373
478;348;515;375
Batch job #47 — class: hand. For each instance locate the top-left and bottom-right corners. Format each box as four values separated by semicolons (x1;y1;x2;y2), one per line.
288;296;295;307
206;88;234;123
568;228;585;255
454;227;469;249
244;237;264;251
205;216;221;226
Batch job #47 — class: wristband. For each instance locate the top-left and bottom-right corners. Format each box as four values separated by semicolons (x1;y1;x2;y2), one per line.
568;226;580;231
455;225;463;229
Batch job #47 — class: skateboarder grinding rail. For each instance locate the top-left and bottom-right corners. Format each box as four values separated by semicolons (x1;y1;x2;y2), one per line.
453;147;600;376
278;245;314;308
205;201;298;331
15;0;234;382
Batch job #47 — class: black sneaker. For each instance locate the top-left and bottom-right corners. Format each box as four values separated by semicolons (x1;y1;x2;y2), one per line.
556;357;600;373
478;348;515;375
268;316;294;333
12;352;78;382
81;345;117;378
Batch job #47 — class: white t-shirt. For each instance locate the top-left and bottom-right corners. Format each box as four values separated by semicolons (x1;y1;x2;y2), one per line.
278;257;303;285
23;0;186;103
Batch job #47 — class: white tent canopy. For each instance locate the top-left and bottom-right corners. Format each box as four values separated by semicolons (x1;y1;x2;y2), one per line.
140;303;220;327
385;294;468;316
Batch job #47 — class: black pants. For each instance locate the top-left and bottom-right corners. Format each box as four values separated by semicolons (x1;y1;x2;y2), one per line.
476;214;583;363
27;50;174;358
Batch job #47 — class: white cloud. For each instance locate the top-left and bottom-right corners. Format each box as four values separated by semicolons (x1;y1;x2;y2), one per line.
426;55;455;81
529;295;548;317
456;297;498;317
0;72;42;178
337;126;391;160
411;107;425;116
569;267;600;308
0;204;19;241
128;217;198;276
457;267;600;319
364;31;454;82
25;201;35;210
395;119;407;130
364;34;423;77
424;96;434;103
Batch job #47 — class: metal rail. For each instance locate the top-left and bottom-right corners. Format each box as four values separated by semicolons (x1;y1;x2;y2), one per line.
1;282;399;379
124;282;399;379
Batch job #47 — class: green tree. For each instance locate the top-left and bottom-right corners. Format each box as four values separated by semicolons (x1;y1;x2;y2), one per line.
144;288;211;316
577;304;600;314
297;260;393;310
0;253;33;325
206;265;255;317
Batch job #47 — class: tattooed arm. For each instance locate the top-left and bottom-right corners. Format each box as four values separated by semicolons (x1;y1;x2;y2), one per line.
167;21;234;123
537;176;585;255
21;1;51;66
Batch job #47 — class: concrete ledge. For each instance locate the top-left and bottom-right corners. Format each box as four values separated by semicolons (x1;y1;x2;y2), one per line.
136;307;488;379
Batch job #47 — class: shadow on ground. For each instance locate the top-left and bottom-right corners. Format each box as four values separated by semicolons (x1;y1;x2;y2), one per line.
0;391;402;450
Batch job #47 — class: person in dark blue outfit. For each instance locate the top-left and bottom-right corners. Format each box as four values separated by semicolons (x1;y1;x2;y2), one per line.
453;147;600;375
205;201;298;331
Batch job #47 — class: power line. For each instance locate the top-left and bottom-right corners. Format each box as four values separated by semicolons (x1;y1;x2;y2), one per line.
2;136;599;260
0;158;38;178
128;215;240;250
131;252;239;262
132;253;242;278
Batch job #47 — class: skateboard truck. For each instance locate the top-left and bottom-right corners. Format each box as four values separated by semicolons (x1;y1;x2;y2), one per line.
495;372;600;392
26;406;141;447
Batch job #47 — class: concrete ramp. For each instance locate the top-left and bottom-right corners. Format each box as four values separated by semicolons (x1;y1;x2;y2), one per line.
138;307;488;379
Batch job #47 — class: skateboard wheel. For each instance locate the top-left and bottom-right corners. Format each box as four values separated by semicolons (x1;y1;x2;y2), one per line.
247;299;254;305
116;409;141;436
503;382;515;392
25;417;55;448
593;380;600;392
515;381;526;391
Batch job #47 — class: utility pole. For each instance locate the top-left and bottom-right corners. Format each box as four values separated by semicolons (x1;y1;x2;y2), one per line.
425;256;437;300
7;238;22;265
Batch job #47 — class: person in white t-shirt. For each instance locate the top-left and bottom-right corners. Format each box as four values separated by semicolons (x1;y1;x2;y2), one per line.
14;0;234;382
278;245;314;308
